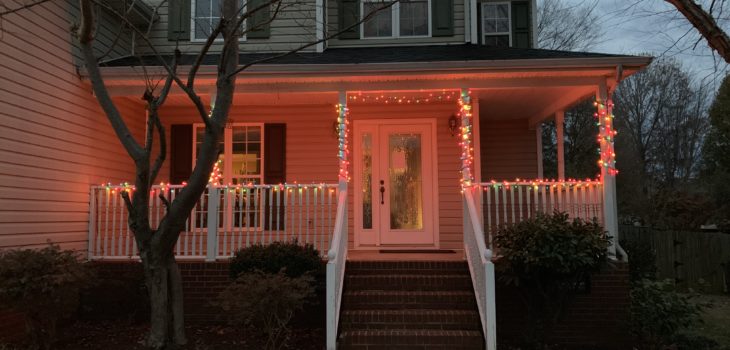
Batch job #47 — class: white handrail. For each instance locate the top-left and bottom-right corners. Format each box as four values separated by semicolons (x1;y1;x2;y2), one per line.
463;187;497;350
326;186;348;350
88;183;338;260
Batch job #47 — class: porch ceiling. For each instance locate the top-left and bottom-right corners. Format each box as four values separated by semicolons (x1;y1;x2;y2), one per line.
474;85;595;123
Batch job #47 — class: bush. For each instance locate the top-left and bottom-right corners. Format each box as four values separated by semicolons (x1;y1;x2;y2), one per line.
620;237;658;283
630;279;708;350
494;211;609;346
78;267;148;323
217;270;315;350
0;245;93;350
229;241;323;281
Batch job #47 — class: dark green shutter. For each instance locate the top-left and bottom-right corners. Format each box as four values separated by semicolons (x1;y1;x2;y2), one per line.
168;0;191;41
338;0;360;39
432;0;454;37
248;0;271;39
170;124;193;184
511;1;531;48
264;124;286;230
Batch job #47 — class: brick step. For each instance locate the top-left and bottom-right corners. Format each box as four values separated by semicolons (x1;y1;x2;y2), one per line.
346;267;470;276
338;329;484;348
340;309;481;331
342;290;477;310
345;274;473;291
346;261;469;274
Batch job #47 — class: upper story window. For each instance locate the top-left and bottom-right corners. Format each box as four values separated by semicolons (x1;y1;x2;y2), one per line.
481;2;511;47
361;0;431;39
191;0;244;41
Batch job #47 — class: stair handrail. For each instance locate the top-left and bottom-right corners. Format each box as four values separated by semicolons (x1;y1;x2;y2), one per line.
326;185;348;350
463;186;497;350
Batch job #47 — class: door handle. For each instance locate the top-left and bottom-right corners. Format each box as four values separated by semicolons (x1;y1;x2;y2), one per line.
379;180;385;205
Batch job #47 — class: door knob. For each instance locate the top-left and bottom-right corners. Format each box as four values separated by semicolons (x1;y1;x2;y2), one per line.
379;180;385;205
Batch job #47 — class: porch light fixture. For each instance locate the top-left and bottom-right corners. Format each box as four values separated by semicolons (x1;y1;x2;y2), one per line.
448;114;460;136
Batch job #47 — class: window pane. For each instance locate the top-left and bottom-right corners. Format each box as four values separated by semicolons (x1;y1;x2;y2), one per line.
496;19;509;33
196;0;210;17
363;2;393;37
389;134;423;230
399;1;428;36
484;35;509;48
497;4;509;19
484;20;495;33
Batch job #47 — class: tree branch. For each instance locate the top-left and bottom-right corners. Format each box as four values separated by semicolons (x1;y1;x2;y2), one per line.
0;0;51;16
149;110;167;185
158;192;171;212
77;0;145;161
665;0;730;63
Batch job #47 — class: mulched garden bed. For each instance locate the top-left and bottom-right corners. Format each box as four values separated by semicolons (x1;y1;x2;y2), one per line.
32;321;324;350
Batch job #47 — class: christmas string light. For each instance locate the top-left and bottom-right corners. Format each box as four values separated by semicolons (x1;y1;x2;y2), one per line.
208;159;223;184
594;99;619;176
458;90;475;188
336;102;350;182
478;178;602;191
347;90;459;105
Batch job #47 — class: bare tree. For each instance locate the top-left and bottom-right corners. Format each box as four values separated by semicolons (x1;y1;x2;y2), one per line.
665;0;730;63
537;0;602;51
2;0;397;347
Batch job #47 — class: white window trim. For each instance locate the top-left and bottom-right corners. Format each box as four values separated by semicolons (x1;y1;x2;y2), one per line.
360;0;432;40
481;2;512;47
190;0;247;43
192;123;265;185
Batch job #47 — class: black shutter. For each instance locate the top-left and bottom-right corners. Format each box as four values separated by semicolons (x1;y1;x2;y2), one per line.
511;1;531;48
170;124;193;184
247;0;271;39
338;0;360;39
264;124;286;230
432;0;454;37
168;0;191;41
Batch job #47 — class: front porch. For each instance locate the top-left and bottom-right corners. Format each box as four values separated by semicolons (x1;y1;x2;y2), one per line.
88;50;648;348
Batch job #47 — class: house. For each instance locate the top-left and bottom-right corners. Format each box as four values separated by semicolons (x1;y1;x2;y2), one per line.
0;0;650;348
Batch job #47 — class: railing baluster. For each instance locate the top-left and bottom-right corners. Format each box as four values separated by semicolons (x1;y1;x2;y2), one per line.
268;187;274;244
510;185;516;225
245;187;252;248
276;187;281;242
501;185;508;226
298;187;303;243
314;187;319;253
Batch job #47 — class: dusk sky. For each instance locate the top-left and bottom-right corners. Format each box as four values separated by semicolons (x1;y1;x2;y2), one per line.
555;0;730;89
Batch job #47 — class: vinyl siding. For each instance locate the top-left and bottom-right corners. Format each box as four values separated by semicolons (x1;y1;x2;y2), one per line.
479;117;538;181
0;1;145;252
327;0;466;47
137;0;319;55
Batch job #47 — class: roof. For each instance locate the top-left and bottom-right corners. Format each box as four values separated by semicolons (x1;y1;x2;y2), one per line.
101;44;641;68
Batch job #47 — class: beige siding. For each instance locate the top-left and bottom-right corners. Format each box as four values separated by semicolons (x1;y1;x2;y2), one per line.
327;0;466;47
158;99;464;250
479;117;538;181
138;0;319;55
0;1;146;252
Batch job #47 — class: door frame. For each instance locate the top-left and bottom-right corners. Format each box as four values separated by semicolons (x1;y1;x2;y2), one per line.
352;118;440;250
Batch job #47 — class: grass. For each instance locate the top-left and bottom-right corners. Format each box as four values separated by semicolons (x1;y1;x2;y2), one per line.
691;294;730;348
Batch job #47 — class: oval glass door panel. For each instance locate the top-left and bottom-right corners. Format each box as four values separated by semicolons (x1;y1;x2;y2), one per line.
388;134;423;230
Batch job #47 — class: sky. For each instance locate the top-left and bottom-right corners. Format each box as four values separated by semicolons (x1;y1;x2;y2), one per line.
555;0;730;91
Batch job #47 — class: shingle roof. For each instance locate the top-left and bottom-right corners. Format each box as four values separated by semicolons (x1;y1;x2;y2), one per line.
101;44;635;67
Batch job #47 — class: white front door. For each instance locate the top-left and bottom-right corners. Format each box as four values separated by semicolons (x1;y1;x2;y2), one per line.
354;120;438;248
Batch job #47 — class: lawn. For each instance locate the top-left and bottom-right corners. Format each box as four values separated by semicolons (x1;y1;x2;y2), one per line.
692;294;730;348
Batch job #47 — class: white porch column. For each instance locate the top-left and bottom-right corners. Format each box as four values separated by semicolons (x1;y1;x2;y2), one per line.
536;124;544;178
337;91;349;192
556;110;565;180
597;81;618;259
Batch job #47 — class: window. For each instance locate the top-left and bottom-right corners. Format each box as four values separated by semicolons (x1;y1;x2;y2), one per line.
362;0;430;39
193;124;264;185
191;0;244;41
481;2;511;48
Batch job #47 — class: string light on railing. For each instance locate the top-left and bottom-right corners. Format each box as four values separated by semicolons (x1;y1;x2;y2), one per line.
479;178;602;191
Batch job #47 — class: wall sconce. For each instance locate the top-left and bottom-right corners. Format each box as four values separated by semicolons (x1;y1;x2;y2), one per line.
448;114;460;136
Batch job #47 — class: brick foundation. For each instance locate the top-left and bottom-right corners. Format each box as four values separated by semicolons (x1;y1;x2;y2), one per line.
0;308;25;342
496;262;631;350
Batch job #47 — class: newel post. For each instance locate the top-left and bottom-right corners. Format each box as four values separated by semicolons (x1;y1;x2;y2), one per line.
206;185;219;261
597;81;618;259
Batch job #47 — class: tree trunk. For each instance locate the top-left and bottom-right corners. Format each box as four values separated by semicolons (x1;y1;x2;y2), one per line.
142;248;187;349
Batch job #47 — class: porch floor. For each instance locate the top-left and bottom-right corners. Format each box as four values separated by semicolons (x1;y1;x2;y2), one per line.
347;249;465;261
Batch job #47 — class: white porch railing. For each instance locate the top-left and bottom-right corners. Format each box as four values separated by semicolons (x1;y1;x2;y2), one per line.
479;180;604;245
88;183;339;260
463;187;497;350
325;185;348;350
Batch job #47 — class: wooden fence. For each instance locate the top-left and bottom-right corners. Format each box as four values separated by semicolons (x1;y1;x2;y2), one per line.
619;225;730;293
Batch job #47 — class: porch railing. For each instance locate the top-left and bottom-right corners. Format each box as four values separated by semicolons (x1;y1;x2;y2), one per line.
463;186;497;350
326;185;348;350
479;180;604;245
88;183;339;260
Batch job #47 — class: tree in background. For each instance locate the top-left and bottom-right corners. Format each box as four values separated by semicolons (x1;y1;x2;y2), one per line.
613;58;711;228
537;0;602;180
702;74;730;227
